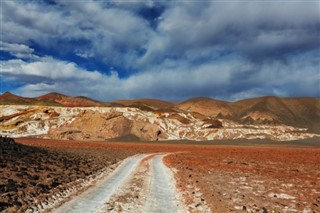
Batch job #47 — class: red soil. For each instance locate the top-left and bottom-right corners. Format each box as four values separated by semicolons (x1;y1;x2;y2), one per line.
14;138;320;212
166;146;320;212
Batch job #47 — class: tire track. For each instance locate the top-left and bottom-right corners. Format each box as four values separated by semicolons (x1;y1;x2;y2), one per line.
143;154;185;213
53;154;147;213
97;154;157;212
53;153;186;213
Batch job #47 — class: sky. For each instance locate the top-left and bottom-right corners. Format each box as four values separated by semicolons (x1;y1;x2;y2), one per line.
0;0;319;101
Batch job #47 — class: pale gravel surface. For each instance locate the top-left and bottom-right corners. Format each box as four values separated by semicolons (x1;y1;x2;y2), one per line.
143;155;185;213
53;154;147;213
52;153;188;213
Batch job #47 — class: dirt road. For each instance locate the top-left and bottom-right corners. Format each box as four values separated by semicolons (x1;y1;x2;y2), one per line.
53;154;189;213
16;139;320;212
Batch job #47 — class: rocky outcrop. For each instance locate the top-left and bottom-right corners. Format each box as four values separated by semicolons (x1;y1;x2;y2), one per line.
0;136;21;154
0;106;319;141
203;119;223;128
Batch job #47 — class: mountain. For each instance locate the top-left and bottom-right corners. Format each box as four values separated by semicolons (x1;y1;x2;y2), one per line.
0;92;62;106
0;92;33;105
1;92;319;136
177;97;233;117
37;92;105;107
1;104;318;141
232;96;320;133
177;96;320;133
112;98;175;111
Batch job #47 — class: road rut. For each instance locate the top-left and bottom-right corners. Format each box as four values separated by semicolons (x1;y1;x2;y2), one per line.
53;154;147;213
143;155;180;212
52;153;186;213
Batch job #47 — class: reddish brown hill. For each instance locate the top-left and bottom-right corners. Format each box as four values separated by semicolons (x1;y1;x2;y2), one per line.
112;98;174;111
232;96;320;132
281;98;320;132
177;97;233;117
37;92;104;107
1;92;319;133
232;96;295;124
176;96;320;133
0;92;61;106
0;92;32;104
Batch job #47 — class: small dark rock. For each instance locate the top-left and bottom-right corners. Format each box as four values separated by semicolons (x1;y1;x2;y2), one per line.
6;179;18;192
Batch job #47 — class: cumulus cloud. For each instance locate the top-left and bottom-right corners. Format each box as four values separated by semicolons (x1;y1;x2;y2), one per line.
0;57;103;83
142;1;320;64
0;1;319;100
0;41;39;60
1;0;153;69
2;51;319;101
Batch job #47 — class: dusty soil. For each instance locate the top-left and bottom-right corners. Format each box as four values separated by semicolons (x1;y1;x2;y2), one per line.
2;138;320;212
0;137;136;212
166;146;320;212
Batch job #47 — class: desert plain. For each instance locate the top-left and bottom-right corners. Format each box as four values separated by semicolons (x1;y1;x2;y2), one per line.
1;93;320;212
1;137;320;213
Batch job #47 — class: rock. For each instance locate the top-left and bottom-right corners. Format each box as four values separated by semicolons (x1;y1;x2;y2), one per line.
196;205;204;211
203;118;223;128
262;207;268;213
0;202;13;211
17;190;24;197
6;179;18;192
195;192;202;197
195;203;201;207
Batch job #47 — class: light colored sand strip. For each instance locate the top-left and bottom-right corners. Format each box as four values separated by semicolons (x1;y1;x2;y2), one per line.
53;154;146;213
143;154;184;213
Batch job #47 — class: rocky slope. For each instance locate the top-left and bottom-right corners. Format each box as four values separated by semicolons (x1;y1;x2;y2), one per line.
1;92;319;141
178;96;320;133
0;104;318;141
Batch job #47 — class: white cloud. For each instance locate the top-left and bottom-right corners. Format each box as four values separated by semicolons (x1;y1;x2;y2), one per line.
142;1;320;64
1;1;319;100
0;57;103;83
2;1;319;67
1;0;153;68
0;41;39;59
2;50;318;101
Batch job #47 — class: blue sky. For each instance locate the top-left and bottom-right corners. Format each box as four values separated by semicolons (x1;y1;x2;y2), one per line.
0;0;319;101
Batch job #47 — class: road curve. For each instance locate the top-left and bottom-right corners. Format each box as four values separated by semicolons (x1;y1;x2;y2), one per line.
53;154;147;213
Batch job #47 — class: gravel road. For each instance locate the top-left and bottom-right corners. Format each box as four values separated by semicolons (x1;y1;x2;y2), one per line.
53;154;186;213
143;155;181;212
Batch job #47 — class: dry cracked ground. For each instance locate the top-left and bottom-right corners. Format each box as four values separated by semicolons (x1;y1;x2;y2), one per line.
1;137;320;213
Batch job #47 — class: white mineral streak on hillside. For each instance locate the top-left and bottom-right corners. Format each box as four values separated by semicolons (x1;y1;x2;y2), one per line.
0;105;319;141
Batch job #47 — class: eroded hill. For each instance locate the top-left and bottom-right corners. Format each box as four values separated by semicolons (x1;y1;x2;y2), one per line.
0;105;318;141
0;92;319;141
